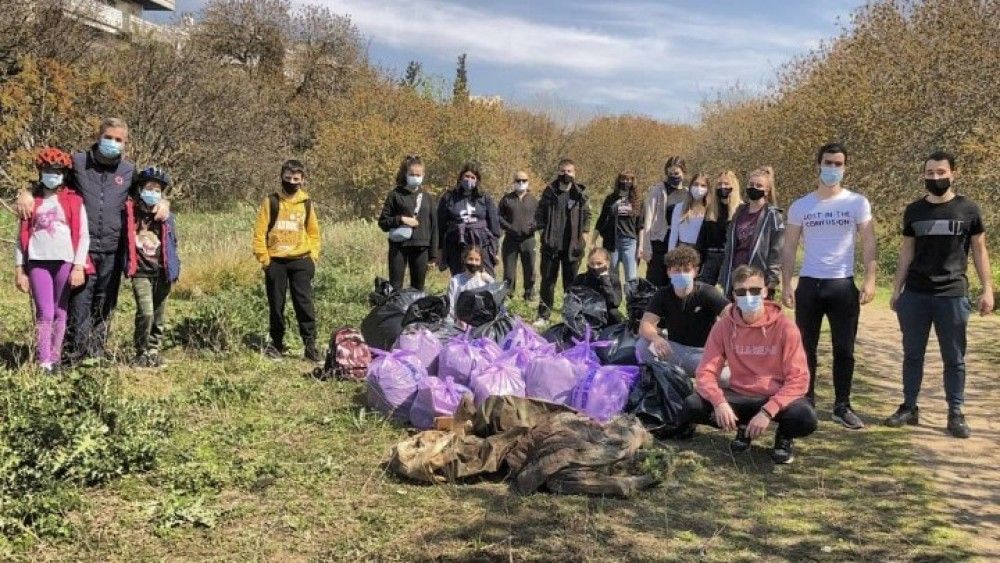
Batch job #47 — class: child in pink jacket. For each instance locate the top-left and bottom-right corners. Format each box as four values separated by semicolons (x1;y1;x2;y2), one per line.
681;264;817;464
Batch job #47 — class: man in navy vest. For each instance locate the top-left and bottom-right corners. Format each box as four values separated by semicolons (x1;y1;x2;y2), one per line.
17;117;170;363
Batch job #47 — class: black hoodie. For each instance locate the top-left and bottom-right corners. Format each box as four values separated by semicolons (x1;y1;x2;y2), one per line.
535;180;591;257
377;185;439;256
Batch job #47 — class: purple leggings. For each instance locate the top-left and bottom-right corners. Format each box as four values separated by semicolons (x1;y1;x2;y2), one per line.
27;261;72;365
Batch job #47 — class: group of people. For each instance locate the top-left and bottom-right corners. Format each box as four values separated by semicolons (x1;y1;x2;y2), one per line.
13;117;992;464
376;143;993;463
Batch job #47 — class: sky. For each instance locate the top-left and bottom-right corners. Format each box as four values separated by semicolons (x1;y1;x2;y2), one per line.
148;0;867;123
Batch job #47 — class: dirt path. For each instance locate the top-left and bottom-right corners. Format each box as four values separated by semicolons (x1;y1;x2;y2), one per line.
855;305;999;559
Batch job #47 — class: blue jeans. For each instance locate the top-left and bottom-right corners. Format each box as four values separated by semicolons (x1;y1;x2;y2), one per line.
610;235;638;282
896;291;971;410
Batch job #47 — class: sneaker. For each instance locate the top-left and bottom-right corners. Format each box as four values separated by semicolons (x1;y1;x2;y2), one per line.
263;344;285;360
730;425;751;453
771;433;795;464
947;410;971;439
133;354;152;368
304;344;322;363
148;354;164;368
524;292;538;302
884;404;919;427
40;362;54;374
532;318;548;329
832;403;865;430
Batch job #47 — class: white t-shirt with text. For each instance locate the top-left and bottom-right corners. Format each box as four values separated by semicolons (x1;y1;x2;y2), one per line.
787;189;872;279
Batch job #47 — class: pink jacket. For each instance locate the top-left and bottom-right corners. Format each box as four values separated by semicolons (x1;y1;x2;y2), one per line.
696;301;809;417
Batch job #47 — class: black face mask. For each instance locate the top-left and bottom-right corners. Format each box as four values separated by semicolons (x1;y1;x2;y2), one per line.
282;180;301;195
558;173;573;185
746;187;766;202
925;178;951;197
465;263;483;273
717;188;732;200
618;183;633;193
589;266;608;276
666;175;682;188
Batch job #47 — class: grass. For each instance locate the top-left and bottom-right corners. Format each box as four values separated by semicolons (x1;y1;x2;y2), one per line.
0;209;975;561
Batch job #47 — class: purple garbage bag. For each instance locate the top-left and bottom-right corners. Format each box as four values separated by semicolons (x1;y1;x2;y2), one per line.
409;376;473;429
438;335;494;385
469;362;526;406
497;343;556;375
562;325;612;379
571;365;641;422
501;319;551;352
524;354;580;405
394;325;443;375
365;348;428;423
471;337;503;362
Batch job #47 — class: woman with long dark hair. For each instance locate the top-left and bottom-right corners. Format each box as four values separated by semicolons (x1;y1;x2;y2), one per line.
377;155;438;291
436;161;501;276
593;172;644;282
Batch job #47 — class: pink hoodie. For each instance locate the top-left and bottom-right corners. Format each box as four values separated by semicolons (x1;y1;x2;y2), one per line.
696;301;809;417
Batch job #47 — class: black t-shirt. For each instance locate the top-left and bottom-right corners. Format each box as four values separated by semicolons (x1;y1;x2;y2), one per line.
645;282;729;347
902;195;984;296
134;213;163;278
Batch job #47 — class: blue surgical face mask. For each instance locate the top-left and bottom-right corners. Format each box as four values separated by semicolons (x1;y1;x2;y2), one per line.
669;272;694;291
98;137;123;158
736;294;764;314
819;166;844;186
461;178;477;191
41;173;63;190
406;175;423;188
140;190;162;206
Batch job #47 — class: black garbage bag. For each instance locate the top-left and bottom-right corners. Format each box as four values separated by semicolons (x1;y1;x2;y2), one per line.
542;322;581;352
596;323;639;366
625;279;657;324
368;277;397;307
406;322;464;346
360;287;427;350
456;281;509;327
402;295;450;328
625;360;694;438
471;312;517;343
562;287;608;334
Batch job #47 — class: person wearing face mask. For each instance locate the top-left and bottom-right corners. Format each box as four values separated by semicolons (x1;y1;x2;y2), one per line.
668;172;712;252
640;156;688;287
636;247;729;381
436;161;501;277
570;247;623;324
534;158;591;327
122;167;181;368
720;166;785;298
14;147;92;373
446;245;496;328
593;172;645;282
781;143;877;429
15;118;171;365
695;171;743;286
884;151;993;439
498;171;539;301
378;155;439;291
678;264;816;465
253;159;322;362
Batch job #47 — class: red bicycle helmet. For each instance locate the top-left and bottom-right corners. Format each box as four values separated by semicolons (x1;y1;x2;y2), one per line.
34;147;72;169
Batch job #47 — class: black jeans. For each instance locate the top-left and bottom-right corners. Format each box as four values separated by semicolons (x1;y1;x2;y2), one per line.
896;291;971;410
646;239;668;287
697;249;725;286
501;234;536;298
794;277;860;405
265;257;316;348
682;391;818;439
538;247;580;320
388;243;429;291
67;251;123;360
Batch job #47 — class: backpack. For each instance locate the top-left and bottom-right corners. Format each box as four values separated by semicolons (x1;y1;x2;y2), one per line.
268;193;313;235
317;327;371;381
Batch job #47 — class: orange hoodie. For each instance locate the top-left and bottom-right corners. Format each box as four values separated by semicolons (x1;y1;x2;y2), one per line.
696;301;809;417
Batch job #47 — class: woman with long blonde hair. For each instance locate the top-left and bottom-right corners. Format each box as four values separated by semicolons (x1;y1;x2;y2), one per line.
720;166;785;296
695;170;743;285
668;172;712;252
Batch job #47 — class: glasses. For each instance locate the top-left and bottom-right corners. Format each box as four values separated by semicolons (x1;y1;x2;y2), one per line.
733;287;765;296
515;179;528;183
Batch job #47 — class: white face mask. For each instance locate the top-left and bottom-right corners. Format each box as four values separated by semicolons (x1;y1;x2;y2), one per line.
41;173;64;190
690;186;708;200
406;175;423;188
514;181;528;192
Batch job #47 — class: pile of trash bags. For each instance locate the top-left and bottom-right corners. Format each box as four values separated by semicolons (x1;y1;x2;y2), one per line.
363;277;693;438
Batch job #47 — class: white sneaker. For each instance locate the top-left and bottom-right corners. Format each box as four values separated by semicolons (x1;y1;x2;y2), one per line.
532;318;548;329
